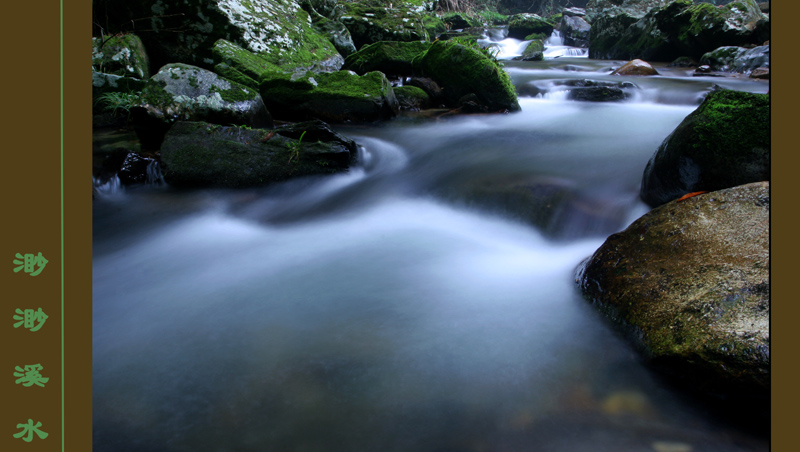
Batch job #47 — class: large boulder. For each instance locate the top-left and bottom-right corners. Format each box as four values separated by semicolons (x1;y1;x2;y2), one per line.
92;33;150;79
339;0;434;49
585;0;669;22
590;0;768;61
259;70;399;123
160;120;357;188
578;181;769;400
414;41;521;112
132;64;272;150
91;0;343;74
342;41;431;76
507;14;555;40
300;1;357;57
560;15;591;48
699;45;769;74
211;39;284;89
640;89;769;207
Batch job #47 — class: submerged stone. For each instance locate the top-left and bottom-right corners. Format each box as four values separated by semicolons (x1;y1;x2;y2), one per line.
611;59;659;76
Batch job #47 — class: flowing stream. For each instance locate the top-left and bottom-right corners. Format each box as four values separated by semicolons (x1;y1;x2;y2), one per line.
93;30;770;452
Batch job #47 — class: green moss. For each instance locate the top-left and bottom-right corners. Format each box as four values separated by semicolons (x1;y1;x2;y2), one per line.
523;32;547;41
691;90;770;157
207;82;258;104
212;39;285;87
343;41;431;75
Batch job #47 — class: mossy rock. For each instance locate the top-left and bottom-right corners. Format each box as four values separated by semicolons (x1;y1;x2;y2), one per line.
342;41;431;76
579;181;769;400
133;63;272;150
92;71;147;107
339;1;431;49
394;85;430;111
259;70;399;123
160;120;357;188
416;41;520;112
442;13;478;29
92;0;342;74
300;1;358;57
92;33;150;79
700;45;769;74
698;46;748;72
211;39;285;89
640;89;769;207
518;40;545;61
507;13;555;40
590;0;768;61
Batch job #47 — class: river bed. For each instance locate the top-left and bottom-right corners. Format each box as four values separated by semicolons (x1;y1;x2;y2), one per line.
93;32;769;452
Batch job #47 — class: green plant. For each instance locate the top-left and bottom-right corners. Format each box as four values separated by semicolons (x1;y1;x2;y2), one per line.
94;91;142;118
287;131;307;165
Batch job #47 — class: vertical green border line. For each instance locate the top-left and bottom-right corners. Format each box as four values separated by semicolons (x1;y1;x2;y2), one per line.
60;0;65;451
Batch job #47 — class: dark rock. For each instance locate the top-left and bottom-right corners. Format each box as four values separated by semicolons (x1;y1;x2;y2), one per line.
415;41;520;112
118;152;159;185
640;89;769;207
92;33;150;79
394;85;430;111
339;1;431;49
560;15;591;47
92;0;342;74
611;59;659;76
300;1;357;57
131;64;272;150
343;41;431;77
259;70;399;123
579;181;769;400
590;0;768;61
160;120;357;188
442;13;476;30
406;77;445;106
667;56;698;67
507;14;555;40
568;86;629;102
585;0;669;22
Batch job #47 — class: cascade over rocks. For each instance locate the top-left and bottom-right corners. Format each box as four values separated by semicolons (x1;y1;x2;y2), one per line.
259;70;399;123
92;0;343;74
640;89;769;207
132;64;272;151
160;120;357;188
578;181;769;400
414;41;521;112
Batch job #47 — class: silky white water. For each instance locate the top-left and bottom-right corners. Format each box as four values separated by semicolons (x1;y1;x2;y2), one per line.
93;40;769;452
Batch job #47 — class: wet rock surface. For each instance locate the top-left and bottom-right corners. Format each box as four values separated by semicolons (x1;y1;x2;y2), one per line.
579;181;769;401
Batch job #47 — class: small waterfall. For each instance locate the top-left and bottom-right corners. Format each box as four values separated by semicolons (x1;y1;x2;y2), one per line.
93;175;122;197
543;30;589;59
146;160;166;185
